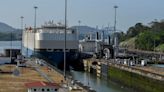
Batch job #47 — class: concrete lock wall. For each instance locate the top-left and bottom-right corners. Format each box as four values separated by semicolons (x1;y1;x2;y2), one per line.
108;66;164;92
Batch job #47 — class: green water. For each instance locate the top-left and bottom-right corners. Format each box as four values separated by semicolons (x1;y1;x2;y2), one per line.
71;70;128;92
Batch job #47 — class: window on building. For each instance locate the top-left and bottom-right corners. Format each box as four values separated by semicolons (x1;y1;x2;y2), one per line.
47;89;50;91
34;89;37;91
54;89;58;91
42;89;45;91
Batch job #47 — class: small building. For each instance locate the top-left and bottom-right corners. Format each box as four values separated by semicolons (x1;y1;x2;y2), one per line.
25;81;60;92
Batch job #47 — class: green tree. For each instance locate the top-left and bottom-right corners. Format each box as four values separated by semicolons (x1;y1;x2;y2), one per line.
135;31;160;50
126;23;150;39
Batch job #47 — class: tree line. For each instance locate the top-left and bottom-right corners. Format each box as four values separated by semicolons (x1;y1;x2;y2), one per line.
119;20;164;51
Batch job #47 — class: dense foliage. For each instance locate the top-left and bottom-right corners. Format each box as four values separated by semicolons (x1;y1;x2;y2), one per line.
120;20;164;51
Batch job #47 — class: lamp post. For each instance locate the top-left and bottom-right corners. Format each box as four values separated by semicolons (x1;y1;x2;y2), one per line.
77;20;81;46
27;29;28;57
114;5;118;33
20;16;24;57
10;32;12;61
113;5;118;59
78;20;81;26
64;0;67;81
34;6;38;57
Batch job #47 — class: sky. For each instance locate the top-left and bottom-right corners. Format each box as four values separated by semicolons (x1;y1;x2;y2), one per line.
0;0;164;32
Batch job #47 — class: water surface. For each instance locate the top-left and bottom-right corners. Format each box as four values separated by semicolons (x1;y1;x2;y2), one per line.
71;70;129;92
151;64;164;68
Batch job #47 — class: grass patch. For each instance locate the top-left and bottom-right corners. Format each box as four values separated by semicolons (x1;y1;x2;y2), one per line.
108;66;164;92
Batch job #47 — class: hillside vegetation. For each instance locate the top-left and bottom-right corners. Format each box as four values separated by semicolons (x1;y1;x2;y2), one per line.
119;37;136;49
119;20;164;52
0;22;21;40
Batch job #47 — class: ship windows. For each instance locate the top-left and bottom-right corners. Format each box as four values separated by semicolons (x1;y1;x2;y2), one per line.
70;49;77;52
54;89;58;91
66;49;70;52
54;49;63;52
36;49;47;51
72;30;75;34
47;89;50;91
47;49;53;52
34;89;37;91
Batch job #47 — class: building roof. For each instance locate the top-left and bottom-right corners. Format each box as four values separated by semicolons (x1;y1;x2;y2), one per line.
25;81;60;88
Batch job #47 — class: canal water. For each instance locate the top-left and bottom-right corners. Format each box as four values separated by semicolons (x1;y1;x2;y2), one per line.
151;64;164;68
71;70;128;92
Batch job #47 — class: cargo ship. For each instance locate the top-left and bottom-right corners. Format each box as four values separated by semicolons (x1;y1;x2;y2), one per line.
22;21;79;70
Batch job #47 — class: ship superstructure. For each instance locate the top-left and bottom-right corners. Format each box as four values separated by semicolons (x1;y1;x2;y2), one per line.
22;21;79;69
